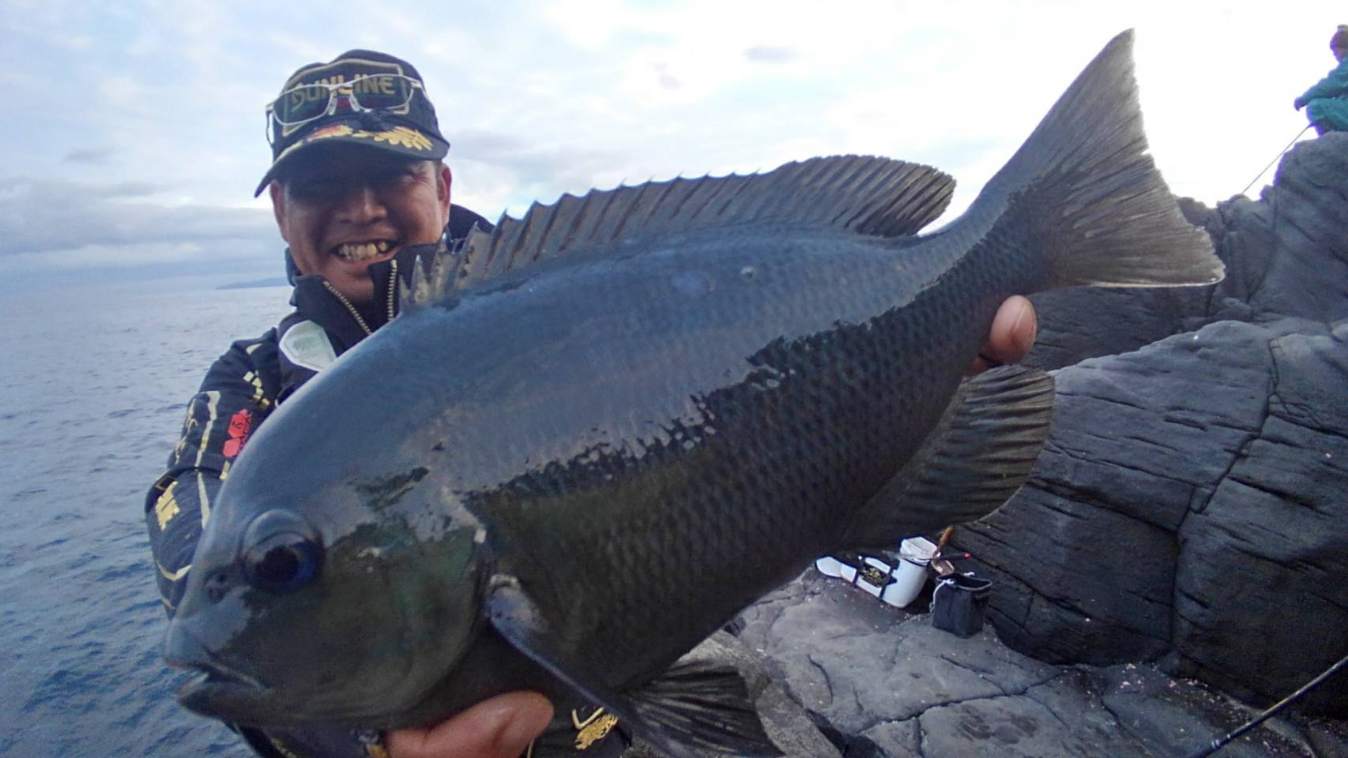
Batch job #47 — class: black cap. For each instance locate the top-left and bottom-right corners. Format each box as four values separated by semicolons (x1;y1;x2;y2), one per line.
255;50;449;196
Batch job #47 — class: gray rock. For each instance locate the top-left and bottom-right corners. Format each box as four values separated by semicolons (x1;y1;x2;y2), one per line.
736;572;1057;734
1305;720;1348;758
963;318;1348;715
915;693;1106;757
1095;664;1312;757
946;133;1348;719
1171;322;1348;712
734;575;1333;757
858;720;921;758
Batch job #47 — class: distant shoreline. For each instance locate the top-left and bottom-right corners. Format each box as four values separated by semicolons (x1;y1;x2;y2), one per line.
217;277;288;290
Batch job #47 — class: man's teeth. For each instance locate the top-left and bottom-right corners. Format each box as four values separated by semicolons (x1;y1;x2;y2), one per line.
335;241;392;261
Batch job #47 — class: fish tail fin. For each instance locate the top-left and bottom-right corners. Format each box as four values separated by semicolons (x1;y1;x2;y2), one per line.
968;29;1223;289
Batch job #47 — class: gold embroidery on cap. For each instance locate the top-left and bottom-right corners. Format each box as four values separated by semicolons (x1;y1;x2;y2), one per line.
367;126;433;151
307;124;356;141
276;124;435;164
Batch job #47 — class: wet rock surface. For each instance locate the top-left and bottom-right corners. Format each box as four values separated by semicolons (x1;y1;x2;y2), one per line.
729;572;1347;757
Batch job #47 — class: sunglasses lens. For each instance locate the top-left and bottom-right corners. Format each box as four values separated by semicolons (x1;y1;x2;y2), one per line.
268;74;420;131
275;83;332;124
351;74;415;110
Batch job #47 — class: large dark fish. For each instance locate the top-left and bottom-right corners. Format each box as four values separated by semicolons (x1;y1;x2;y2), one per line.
165;30;1222;756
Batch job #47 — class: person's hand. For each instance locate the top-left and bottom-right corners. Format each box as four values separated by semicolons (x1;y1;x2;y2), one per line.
966;295;1037;375
1295;96;1307;111
387;692;553;758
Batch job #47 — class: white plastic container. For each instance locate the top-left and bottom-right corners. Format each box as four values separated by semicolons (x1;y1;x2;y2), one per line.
814;535;939;608
882;536;938;608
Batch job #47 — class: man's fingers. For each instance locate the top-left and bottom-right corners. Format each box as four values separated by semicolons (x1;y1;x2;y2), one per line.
967;296;1037;375
387;692;554;758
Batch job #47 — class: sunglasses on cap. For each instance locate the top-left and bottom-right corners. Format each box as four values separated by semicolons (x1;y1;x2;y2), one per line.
265;73;425;144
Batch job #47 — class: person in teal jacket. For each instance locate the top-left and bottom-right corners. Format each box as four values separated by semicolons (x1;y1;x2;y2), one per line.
1295;25;1348;134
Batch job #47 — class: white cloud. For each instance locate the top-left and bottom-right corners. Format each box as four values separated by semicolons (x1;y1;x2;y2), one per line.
0;176;275;264
2;241;208;270
4;0;1345;284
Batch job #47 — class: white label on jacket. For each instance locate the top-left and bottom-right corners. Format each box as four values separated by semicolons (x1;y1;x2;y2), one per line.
279;320;337;373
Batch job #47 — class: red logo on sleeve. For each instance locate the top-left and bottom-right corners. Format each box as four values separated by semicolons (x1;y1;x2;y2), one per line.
223;409;254;459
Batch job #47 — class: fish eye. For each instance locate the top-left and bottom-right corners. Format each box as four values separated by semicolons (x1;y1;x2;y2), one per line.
244;534;322;592
241;511;324;593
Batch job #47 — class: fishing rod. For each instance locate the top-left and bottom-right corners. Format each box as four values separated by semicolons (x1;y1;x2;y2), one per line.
1239;125;1313;197
1182;651;1348;758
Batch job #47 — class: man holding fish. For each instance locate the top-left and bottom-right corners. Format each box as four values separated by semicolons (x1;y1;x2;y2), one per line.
146;48;1046;758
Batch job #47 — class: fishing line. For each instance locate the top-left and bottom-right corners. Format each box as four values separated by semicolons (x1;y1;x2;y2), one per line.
1182;651;1348;758
1238;125;1312;197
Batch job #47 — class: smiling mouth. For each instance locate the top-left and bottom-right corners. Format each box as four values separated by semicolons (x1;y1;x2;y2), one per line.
333;239;397;262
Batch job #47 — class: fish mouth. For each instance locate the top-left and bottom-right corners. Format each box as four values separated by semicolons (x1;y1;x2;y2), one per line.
166;624;271;719
171;659;274;720
171;658;265;691
331;238;399;263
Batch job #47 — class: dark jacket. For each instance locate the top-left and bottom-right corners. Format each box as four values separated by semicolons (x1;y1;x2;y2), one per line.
145;206;627;758
146;206;487;616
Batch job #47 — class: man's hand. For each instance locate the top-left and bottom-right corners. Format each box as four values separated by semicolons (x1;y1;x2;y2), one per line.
387;692;553;758
966;295;1037;375
1295;96;1308;111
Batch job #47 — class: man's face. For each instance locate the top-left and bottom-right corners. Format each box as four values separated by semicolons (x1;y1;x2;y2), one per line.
1335;45;1347;63
270;147;451;304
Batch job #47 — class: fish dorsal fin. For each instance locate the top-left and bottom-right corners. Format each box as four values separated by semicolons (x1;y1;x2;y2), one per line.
405;156;953;304
402;232;472;312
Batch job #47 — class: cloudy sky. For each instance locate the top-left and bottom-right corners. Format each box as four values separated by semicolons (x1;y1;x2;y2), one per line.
1;0;1342;288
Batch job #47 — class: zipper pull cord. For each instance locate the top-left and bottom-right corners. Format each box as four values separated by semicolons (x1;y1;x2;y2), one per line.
321;281;373;336
387;258;399;323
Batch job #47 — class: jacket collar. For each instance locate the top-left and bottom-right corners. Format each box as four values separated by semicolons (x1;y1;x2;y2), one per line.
289;241;445;354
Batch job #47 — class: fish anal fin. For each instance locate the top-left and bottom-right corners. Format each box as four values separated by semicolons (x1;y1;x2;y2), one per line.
626;658;781;757
443;156;954;293
485;576;779;757
484;576;687;758
839;365;1055;550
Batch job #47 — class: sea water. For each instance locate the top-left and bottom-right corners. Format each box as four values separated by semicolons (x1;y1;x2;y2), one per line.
0;279;294;756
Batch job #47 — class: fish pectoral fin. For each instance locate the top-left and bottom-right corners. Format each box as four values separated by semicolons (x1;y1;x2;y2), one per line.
485;575;779;757
483;575;674;755
626;658;782;757
838;365;1055;550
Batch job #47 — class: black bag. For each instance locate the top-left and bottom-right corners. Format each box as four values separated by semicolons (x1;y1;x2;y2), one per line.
931;573;992;637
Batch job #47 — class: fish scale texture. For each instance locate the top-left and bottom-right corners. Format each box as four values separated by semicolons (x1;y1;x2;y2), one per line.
426;224;1040;687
